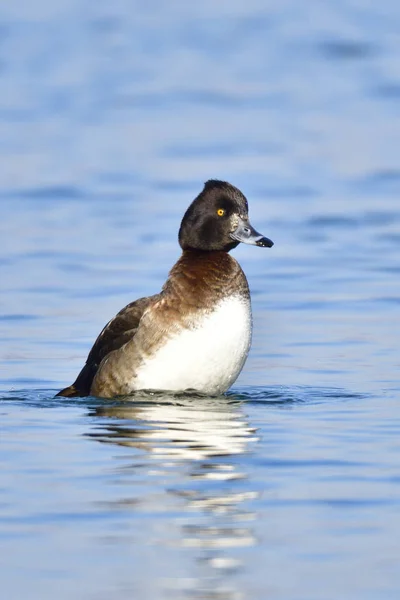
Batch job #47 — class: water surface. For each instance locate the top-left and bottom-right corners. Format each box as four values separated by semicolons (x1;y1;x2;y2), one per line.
1;1;400;599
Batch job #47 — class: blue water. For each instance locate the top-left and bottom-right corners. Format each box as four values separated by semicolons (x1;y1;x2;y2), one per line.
1;2;400;599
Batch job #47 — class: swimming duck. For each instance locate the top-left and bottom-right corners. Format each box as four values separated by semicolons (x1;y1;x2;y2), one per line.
57;180;273;398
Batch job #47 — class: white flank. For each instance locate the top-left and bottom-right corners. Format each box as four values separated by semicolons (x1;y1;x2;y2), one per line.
132;295;252;395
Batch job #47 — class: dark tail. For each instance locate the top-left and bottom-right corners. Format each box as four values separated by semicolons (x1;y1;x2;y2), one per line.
56;363;96;398
55;385;83;397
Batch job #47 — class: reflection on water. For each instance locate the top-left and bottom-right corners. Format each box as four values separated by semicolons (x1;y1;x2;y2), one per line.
88;392;259;598
89;393;258;459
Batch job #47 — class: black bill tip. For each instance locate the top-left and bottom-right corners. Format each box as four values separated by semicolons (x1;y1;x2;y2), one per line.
256;236;274;248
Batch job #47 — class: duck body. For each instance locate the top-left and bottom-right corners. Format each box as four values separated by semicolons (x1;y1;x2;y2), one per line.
57;180;273;399
91;251;251;397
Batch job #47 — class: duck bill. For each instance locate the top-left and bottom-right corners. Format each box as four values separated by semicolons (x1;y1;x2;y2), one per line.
230;217;274;248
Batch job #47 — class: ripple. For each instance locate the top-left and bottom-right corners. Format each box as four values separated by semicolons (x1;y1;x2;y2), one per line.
307;215;359;228
354;170;400;194
0;314;38;321
372;81;400;100
317;39;377;61
230;386;368;406
1;385;368;409
17;185;86;201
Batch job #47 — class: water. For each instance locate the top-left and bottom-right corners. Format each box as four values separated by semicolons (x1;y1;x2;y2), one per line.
1;1;400;599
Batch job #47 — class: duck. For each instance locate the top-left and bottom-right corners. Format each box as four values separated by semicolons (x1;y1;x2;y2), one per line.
57;180;274;399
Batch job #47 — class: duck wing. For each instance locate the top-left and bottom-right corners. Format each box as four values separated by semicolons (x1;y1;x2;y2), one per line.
56;296;156;397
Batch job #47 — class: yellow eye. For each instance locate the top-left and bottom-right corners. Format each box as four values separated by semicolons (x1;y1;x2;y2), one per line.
217;208;225;217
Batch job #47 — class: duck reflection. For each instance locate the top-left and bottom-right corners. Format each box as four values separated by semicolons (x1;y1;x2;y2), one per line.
89;392;257;459
87;392;259;599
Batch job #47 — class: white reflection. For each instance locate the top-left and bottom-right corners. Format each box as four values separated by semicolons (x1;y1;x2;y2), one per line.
88;392;260;600
91;392;258;463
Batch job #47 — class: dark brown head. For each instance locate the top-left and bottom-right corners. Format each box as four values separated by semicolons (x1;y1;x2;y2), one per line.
178;180;274;252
